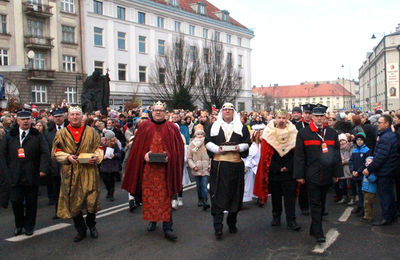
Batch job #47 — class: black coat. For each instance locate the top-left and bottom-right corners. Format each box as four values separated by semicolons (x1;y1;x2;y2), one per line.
294;124;343;185
269;149;295;181
112;127;126;149
43;120;68;176
0;155;10;207
0;125;50;186
361;120;377;152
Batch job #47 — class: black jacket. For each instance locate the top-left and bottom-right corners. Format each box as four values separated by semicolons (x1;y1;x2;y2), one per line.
0;155;10;207
43;120;68;176
269;149;295;181
294;124;343;185
111;127;126;149
367;127;398;177
361;120;377;152
0;125;50;186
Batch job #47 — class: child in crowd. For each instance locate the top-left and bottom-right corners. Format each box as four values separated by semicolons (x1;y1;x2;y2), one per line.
349;132;371;216
361;156;377;223
100;130;122;202
187;129;210;210
338;133;354;204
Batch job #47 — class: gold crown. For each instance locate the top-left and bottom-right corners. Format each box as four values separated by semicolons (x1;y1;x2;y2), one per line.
275;109;288;116
153;101;167;108
68;106;82;114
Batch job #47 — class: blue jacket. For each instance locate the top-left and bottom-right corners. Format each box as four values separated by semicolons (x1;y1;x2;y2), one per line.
361;173;377;194
349;144;371;181
367;127;398;177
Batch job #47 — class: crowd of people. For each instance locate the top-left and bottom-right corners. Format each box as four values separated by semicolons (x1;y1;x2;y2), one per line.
0;101;399;244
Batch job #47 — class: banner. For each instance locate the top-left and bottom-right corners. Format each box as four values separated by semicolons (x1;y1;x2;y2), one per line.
387;63;399;99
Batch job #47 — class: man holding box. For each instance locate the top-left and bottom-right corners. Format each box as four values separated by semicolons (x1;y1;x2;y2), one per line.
52;106;103;242
122;101;184;241
205;102;251;239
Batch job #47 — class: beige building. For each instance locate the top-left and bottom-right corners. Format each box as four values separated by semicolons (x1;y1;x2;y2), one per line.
359;24;400;111
0;0;84;108
252;83;353;112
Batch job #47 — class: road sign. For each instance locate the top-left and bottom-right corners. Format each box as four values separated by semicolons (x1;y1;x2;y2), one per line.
351;104;356;109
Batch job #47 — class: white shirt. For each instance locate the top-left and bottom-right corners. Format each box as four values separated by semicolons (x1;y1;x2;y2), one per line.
206;120;249;154
56;123;64;131
19;128;30;146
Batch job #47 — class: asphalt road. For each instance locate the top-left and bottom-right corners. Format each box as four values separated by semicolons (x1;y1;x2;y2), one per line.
1;182;400;260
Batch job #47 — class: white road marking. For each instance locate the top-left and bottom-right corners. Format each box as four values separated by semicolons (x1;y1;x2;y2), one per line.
5;223;71;242
338;207;353;222
5;183;197;242
312;228;340;254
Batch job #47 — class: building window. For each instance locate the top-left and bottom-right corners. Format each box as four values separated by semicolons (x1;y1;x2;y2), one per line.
203;48;209;63
237;37;242;46
189;46;196;61
61;0;74;13
94;60;103;74
93;0;103;15
158;39;165;55
94;27;103;46
238;102;245;112
203;28;208;39
118;63;126;81
189;25;195;36
29;52;45;70
227;52;232;67
117;32;126;50
27;20;43;37
117;6;125;20
198;3;206;14
0;49;8;66
139;66;146;82
157;16;164;28
238;55;243;68
159;68;165;84
214;31;220;41
0;15;6;34
170;0;179;7
174;21;181;32
138;12;145;24
222;12;229;22
138;36;146;53
32;85;47;104
62;55;76;72
65;87;76;104
226;34;231;44
62;25;75;43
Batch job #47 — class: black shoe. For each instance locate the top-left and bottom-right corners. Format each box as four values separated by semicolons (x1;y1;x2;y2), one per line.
109;196;114;202
89;227;98;238
14;228;23;236
316;236;326;243
287;221;301;231
270;216;281;226
73;232;87;242
301;209;310;216
203;201;210;211
129;199;137;212
164;230;177;241
229;226;238;234
215;230;223;239
372;219;392;226
147;222;156;232
24;229;34;236
52;215;60;220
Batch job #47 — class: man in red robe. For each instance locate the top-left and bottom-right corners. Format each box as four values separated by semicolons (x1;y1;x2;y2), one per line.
122;101;184;241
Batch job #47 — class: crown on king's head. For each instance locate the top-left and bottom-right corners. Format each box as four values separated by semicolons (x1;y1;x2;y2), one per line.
68;106;82;114
275;109;288;117
153;100;167;108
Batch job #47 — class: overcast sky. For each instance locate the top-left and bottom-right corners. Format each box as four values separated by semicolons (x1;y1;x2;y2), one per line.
211;0;400;87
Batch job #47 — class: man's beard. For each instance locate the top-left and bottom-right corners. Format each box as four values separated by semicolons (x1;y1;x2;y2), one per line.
278;121;285;128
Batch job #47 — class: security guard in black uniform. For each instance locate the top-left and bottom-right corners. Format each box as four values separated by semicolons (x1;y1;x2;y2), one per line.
294;104;343;243
0;110;49;236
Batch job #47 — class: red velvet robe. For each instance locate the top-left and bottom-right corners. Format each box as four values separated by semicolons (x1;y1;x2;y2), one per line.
121;119;184;201
253;139;274;204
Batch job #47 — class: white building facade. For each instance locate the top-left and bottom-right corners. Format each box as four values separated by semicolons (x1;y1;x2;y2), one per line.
82;0;254;110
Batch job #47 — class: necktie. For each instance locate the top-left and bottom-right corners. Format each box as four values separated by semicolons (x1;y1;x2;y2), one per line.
21;131;26;141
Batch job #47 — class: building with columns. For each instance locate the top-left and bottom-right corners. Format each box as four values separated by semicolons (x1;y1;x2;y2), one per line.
0;0;84;108
82;0;254;110
359;24;400;111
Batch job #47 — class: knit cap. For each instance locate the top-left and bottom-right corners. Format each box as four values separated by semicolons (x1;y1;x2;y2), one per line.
338;133;347;141
104;130;115;140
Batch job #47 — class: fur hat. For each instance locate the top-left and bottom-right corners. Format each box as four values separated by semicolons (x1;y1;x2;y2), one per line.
338;133;348;142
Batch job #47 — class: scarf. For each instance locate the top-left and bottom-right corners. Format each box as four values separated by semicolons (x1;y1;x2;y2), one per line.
192;137;205;152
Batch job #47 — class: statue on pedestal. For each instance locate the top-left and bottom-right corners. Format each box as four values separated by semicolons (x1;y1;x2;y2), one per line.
81;70;110;115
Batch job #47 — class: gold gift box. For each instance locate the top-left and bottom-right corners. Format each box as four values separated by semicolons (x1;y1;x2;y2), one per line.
78;153;94;164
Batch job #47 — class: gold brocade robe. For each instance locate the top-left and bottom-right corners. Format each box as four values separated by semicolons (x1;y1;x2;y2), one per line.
51;125;103;219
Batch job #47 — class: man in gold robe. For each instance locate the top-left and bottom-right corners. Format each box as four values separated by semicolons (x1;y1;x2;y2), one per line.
52;106;103;242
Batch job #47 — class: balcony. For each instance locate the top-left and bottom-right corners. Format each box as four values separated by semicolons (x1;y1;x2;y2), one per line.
27;69;55;81
24;36;54;49
23;2;53;18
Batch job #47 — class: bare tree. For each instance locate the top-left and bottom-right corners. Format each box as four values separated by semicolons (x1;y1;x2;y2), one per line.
198;39;242;110
149;35;199;110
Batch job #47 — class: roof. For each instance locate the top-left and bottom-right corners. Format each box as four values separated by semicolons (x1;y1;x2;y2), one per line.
149;0;248;29
252;83;353;98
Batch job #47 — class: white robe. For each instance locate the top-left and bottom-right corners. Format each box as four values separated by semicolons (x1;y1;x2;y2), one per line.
243;143;261;202
182;144;191;186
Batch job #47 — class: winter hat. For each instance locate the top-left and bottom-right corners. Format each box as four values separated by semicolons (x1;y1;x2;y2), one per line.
338;133;347;142
104;130;115;140
354;132;366;142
